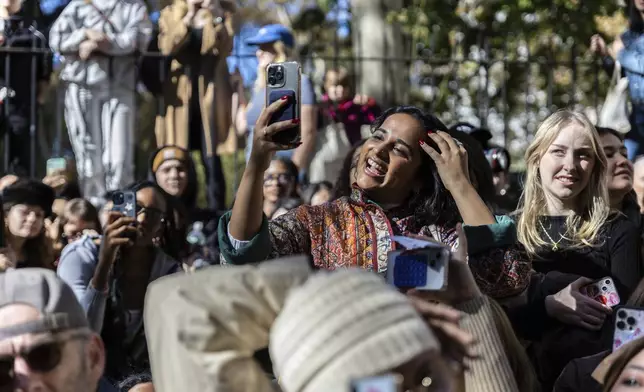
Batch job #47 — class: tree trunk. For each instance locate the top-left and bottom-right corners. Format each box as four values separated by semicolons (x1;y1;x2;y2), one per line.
351;0;406;108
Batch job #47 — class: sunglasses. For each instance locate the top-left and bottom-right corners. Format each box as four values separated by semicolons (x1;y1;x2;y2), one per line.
0;333;87;388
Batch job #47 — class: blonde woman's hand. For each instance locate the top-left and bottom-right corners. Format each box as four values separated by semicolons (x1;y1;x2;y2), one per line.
79;40;98;60
609;37;625;59
420;131;471;193
545;277;613;331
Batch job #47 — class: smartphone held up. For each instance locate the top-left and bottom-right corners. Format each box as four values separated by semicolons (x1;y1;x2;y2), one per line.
265;61;301;145
385;236;450;291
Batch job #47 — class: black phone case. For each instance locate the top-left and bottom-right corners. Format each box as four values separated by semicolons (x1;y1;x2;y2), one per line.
268;89;300;145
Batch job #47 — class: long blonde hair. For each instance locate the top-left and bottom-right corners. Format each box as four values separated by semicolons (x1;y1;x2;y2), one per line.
254;40;291;91
517;110;610;256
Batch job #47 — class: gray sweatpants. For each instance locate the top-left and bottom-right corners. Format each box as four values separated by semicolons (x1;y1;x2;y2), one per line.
64;83;135;205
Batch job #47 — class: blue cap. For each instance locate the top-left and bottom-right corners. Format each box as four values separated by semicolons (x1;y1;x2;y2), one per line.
245;24;295;48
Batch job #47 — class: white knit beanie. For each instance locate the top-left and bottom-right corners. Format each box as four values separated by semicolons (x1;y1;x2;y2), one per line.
269;269;439;392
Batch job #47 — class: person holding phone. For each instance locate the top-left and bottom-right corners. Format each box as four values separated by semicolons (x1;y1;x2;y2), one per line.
220;102;528;299
56;181;181;383
239;24;318;175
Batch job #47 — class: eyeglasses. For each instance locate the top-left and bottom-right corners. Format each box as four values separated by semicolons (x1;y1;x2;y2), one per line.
135;204;165;221
0;333;88;388
263;173;293;185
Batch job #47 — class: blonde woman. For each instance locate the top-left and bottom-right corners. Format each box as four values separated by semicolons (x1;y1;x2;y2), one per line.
510;110;642;390
238;24;318;174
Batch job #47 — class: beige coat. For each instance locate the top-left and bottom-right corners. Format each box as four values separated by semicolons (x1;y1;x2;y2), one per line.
155;1;236;157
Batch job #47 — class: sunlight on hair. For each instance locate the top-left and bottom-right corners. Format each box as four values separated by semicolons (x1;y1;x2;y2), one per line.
517;109;610;256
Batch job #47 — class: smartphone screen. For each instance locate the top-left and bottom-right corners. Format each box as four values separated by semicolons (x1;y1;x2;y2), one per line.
351;375;401;392
46;158;67;176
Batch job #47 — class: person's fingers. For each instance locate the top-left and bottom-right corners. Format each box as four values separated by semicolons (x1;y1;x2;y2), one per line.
570;277;595;290
106;216;135;233
110;237;132;247
584;298;614;315
578;310;605;326
428;132;450;156
576;318;602;331
436;131;461;155
262;119;300;140
256;95;290;127
419;141;442;163
410;297;464;323
429;319;478;359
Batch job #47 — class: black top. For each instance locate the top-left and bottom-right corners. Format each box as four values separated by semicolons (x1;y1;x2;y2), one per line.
533;215;642;296
508;214;642;390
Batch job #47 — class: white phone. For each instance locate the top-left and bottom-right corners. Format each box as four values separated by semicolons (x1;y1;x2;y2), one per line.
613;307;644;351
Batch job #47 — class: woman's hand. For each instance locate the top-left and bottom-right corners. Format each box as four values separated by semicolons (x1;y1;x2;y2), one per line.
249;96;301;170
42;173;68;192
609;37;624;59
0;247;16;271
420;131;471;193
98;211;137;265
590;34;608;57
545;277;613;331
407;224;482;305
408;297;478;368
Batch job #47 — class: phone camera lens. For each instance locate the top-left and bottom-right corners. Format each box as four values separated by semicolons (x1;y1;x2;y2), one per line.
267;67;275;75
268;76;276;85
276;70;283;80
628;316;637;325
618;310;628;319
617;321;626;330
112;192;124;205
602;286;608;292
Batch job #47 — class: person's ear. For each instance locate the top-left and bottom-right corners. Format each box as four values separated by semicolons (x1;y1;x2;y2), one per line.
86;334;106;383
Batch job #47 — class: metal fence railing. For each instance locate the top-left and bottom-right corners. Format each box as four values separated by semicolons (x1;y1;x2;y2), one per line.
0;39;612;177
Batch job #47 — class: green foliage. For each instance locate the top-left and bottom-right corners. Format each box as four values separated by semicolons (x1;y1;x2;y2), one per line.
389;0;624;163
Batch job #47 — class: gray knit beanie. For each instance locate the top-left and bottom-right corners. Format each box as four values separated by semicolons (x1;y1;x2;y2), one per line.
269;269;439;392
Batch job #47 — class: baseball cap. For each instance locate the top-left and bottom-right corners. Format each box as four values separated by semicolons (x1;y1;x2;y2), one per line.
449;122;493;144
246;24;295;48
0;268;89;340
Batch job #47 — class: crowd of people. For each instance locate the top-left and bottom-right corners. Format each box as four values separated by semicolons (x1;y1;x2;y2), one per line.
5;0;644;392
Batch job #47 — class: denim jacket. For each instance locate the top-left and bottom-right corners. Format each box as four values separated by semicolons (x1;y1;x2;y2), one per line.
619;30;644;105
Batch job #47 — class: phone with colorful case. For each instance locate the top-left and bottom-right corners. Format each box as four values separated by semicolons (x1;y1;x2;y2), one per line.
613;307;644;351
581;277;621;308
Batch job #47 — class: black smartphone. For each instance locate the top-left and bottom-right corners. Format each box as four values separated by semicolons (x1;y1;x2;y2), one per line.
266;61;301;145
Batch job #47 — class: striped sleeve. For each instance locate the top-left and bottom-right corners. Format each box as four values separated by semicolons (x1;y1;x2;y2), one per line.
457;296;519;392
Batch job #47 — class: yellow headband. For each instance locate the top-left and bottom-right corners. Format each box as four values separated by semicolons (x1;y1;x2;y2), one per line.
152;147;188;172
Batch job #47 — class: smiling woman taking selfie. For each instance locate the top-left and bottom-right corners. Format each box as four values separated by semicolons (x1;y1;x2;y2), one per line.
219;100;530;299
